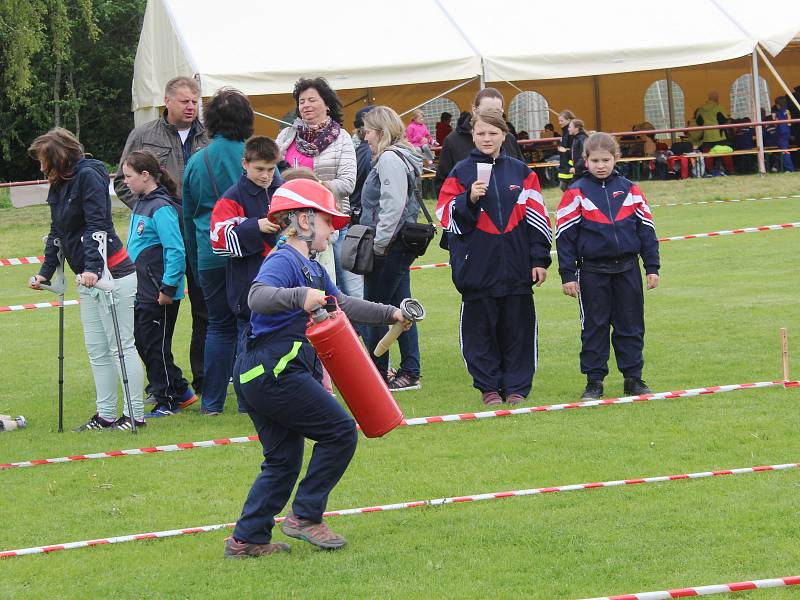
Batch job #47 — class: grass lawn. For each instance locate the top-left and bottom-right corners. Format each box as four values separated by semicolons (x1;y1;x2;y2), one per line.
0;173;798;598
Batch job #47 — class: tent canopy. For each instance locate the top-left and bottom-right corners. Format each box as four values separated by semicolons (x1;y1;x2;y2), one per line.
132;0;800;117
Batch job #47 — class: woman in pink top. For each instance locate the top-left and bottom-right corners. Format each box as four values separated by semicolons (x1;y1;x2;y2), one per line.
405;109;435;166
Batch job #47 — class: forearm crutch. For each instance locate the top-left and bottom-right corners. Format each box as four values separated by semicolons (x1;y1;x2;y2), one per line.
81;231;137;434
31;237;66;432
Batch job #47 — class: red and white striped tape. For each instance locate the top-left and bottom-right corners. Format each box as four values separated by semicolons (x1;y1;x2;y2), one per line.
0;256;45;267
410;222;800;271
1;460;797;558
0;299;79;312
585;575;800;599
2;380;795;471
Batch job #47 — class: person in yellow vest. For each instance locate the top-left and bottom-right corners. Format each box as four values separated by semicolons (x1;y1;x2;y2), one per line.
694;91;730;175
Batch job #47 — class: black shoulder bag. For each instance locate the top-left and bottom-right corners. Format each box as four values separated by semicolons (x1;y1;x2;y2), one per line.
389;150;437;257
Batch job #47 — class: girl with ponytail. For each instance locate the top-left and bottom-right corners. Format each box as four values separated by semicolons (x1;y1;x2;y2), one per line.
122;150;197;416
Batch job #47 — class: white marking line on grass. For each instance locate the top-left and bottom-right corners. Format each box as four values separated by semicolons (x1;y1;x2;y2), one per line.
2;460;797;558
583;575;800;599
2;380;796;471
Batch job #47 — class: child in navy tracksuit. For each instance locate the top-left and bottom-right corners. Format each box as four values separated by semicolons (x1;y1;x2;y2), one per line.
555;132;660;400
436;108;552;407
225;178;409;559
210;136;283;343
122;151;196;416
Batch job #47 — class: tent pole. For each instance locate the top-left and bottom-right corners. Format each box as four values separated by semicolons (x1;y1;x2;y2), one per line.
755;44;800;114
593;76;602;131
398;76;480;117
254;111;293;127
751;50;767;175
479;59;486;90
666;70;676;144
502;79;560;117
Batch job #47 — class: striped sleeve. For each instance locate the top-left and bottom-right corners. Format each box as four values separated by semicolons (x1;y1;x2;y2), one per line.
210;197;247;257
555;188;583;240
630;183;655;230
555;188;583;283
436;176;467;235
630;184;660;274
521;171;552;243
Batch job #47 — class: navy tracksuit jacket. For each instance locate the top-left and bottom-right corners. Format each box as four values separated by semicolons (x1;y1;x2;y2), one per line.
555;173;660;381
437;149;552;397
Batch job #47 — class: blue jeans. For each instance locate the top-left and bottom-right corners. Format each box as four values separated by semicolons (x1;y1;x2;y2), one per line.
198;267;237;412
332;225;364;299
363;245;420;377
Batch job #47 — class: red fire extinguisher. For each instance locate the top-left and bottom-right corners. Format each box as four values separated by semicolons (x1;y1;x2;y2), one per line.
306;298;404;438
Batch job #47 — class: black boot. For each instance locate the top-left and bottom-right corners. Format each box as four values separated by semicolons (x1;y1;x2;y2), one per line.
581;380;604;400
624;377;652;396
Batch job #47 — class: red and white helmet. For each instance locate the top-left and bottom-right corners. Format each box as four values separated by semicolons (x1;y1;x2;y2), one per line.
268;179;350;230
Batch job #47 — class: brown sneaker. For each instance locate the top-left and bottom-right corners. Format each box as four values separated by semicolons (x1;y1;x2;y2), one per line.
481;391;503;406
505;393;525;406
280;512;347;549
223;536;291;558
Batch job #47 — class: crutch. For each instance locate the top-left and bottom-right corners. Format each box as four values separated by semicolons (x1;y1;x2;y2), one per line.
31;237;66;432
79;231;137;434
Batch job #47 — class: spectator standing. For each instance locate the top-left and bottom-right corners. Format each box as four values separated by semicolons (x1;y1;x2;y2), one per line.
183;88;254;415
568;119;588;179
435;111;453;146
772;96;795;172
557;109;576;191
114;76;209;397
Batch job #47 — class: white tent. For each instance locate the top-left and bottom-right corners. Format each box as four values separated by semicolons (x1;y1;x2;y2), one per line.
132;0;800;124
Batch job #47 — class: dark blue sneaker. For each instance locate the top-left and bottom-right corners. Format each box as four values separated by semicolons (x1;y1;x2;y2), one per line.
146;403;181;418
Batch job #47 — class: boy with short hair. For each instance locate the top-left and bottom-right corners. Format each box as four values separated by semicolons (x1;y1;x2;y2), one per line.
210;136;283;341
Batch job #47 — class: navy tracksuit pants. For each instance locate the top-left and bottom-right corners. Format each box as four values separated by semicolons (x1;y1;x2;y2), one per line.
232;335;358;545
578;266;645;381
460;294;537;397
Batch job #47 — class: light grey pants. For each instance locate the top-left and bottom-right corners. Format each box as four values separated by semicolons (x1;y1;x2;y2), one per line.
78;272;144;421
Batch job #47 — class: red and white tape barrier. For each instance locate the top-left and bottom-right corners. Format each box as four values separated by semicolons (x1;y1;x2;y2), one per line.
0;299;79;313
2;460;797;558
410;223;800;271
585;575;800;599
0;256;44;267
2;380;795;471
2;194;798;268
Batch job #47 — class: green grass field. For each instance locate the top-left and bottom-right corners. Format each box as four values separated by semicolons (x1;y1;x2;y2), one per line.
0;174;798;599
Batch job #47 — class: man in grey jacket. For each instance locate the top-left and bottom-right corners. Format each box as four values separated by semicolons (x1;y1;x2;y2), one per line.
115;75;209;397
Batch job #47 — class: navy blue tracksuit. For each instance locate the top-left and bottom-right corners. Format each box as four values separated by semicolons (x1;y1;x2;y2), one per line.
555;173;660;381
232;246;357;544
437;150;552;397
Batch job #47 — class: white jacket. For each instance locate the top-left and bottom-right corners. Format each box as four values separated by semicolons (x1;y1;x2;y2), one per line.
276;125;356;213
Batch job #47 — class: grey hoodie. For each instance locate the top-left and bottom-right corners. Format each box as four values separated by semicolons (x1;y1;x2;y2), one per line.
359;144;423;254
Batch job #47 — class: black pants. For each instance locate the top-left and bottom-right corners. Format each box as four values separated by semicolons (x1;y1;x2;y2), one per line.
134;301;191;405
232;338;358;544
578;267;645;381
185;262;208;394
460;294;537;397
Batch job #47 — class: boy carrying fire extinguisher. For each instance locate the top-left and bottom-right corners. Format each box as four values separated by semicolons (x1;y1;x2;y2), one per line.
225;178;411;558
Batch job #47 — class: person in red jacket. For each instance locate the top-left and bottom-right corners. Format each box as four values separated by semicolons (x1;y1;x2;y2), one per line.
436;108;552;407
555;132;660;401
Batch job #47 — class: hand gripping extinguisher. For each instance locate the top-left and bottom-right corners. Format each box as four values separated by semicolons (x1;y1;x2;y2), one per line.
306;298;404;438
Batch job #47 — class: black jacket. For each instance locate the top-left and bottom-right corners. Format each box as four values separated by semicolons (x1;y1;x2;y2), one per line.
571;131;588;177
434;111;524;196
558;125;574;175
40;158;130;280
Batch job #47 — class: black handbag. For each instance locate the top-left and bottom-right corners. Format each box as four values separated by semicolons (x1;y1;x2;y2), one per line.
390;150;437;257
340;224;375;275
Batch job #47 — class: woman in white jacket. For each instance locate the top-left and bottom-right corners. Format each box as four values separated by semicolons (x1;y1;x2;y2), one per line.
276;77;358;294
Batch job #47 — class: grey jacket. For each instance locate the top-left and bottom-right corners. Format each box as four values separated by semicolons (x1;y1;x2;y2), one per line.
114;114;208;208
359;144;422;254
275;124;356;214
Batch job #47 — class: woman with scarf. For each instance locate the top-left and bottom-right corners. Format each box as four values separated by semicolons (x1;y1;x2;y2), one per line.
276;78;358;296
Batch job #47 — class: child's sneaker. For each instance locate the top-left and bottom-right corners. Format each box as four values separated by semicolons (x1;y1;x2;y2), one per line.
388;370;420;392
111;416;146;431
505;393;525;406
146;403;181;418
624;378;652;396
223;536;290;558
280;512;347;549
178;388;198;409
581;380;604;400
481;391;503;406
73;413;115;432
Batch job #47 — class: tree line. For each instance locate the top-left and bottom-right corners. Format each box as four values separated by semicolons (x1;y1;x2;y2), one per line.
0;0;146;182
